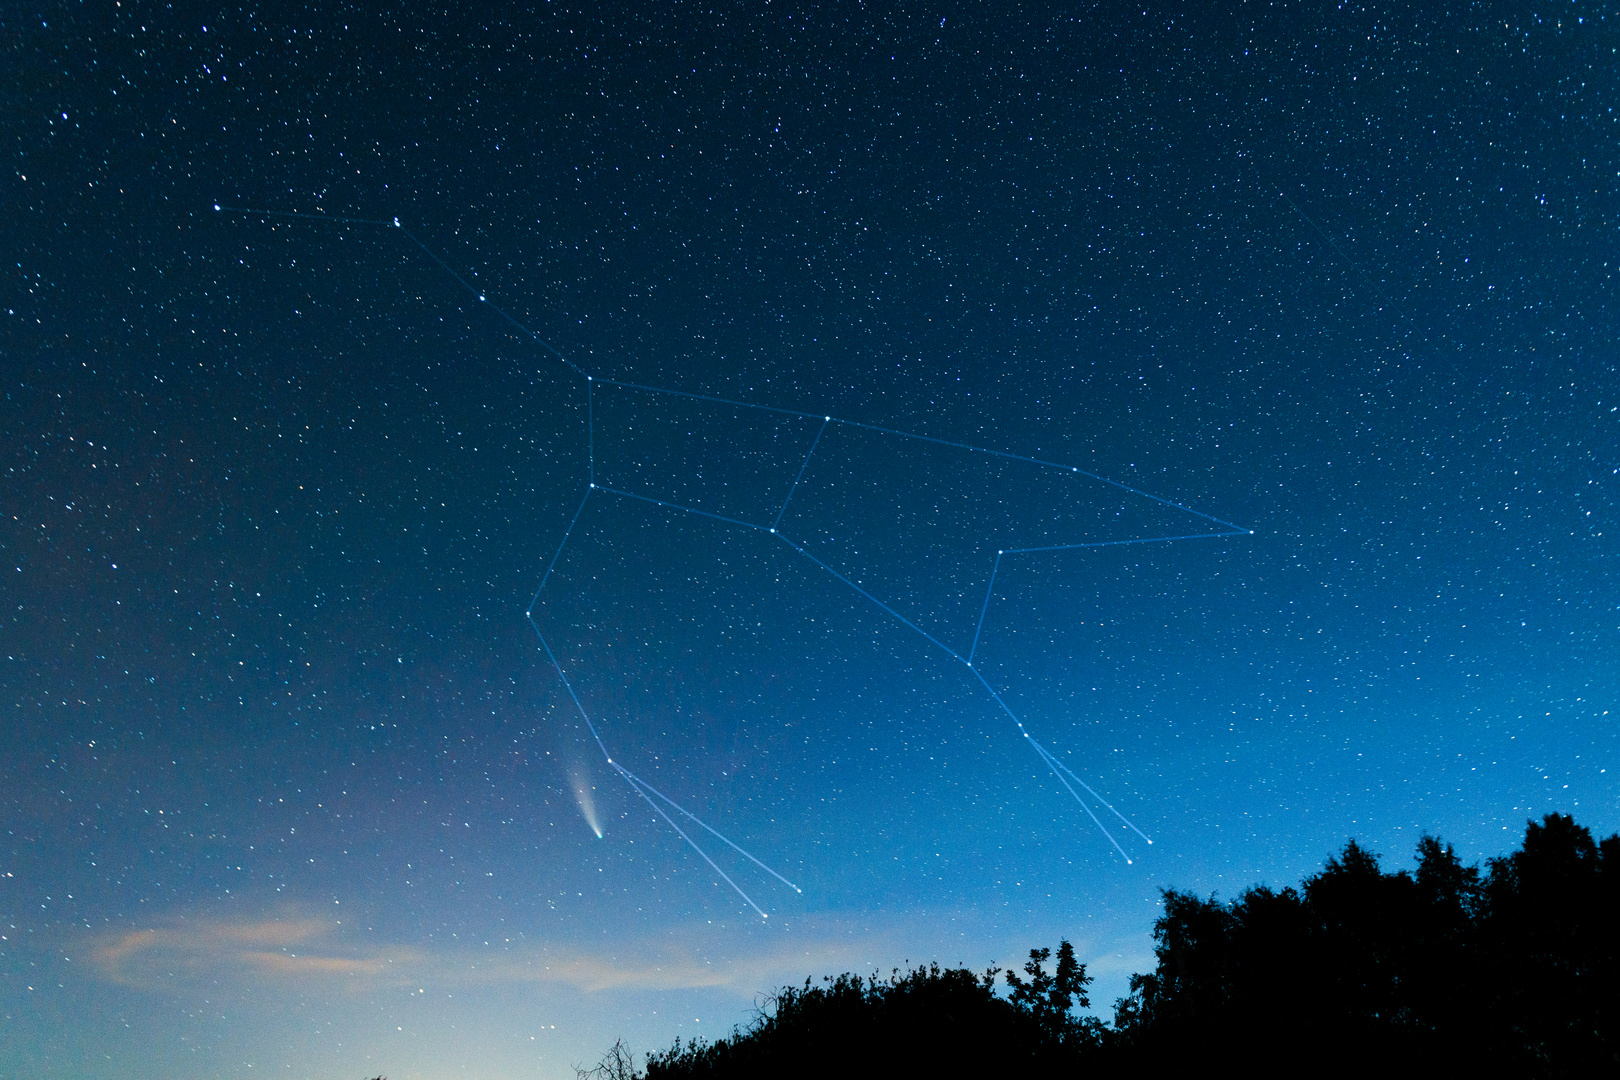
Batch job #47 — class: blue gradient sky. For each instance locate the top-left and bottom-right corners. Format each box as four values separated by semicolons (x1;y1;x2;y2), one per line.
4;3;1616;1077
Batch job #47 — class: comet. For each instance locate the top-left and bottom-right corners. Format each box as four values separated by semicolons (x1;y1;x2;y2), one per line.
571;766;604;839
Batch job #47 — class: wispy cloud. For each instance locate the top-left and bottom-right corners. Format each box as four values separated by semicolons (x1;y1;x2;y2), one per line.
83;910;886;997
88;916;424;989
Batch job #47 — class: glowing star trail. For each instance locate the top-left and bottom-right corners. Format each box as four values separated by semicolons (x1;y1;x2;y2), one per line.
219;204;1251;915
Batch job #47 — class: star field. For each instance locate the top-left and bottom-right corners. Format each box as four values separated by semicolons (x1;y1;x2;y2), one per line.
3;3;1617;1078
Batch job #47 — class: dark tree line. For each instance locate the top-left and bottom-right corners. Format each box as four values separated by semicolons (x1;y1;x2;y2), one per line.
593;814;1618;1079
638;957;1091;1079
1114;812;1618;1075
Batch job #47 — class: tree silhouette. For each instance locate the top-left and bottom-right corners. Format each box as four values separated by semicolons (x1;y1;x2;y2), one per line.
615;813;1619;1078
644;958;1095;1079
577;1039;639;1080
1003;940;1097;1047
1110;812;1620;1076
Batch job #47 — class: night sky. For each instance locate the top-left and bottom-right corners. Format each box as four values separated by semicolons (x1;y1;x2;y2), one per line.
4;2;1617;1077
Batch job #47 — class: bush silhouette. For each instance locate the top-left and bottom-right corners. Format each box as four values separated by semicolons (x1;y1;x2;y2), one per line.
645;951;1097;1079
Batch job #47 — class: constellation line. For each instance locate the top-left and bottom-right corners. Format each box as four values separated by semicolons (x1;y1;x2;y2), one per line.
827;417;1249;532
584;484;1158;868
1002;530;1250;555
615;765;768;919
590;373;1247;533
530;622;614;764
625;772;803;894
773;416;830;532
223;202;1250;897
1028;737;1133;863
1038;749;1155;847
585;376;1250;639
533;616;791;912
968;552;1003;667
594;484;769;533
220;202;1246;532
967;530;1246;670
395;223;590;377
529;487;593;612
774;534;966;663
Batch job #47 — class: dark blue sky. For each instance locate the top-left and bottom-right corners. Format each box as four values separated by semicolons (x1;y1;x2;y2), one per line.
4;3;1616;1077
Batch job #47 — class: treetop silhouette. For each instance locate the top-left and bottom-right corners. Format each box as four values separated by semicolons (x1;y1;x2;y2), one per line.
612;813;1618;1079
